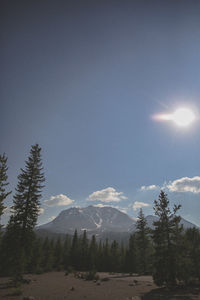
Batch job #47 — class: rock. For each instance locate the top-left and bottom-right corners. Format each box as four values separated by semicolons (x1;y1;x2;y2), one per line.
70;286;75;291
23;297;35;300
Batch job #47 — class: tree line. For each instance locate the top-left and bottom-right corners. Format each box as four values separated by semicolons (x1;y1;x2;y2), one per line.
0;145;200;289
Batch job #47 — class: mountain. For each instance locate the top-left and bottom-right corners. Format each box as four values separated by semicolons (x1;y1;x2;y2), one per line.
39;205;135;236
130;214;199;232
38;205;199;239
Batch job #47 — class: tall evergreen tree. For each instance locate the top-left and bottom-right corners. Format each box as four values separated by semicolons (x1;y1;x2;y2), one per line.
184;228;200;282
152;190;182;288
0;153;11;232
80;230;89;270
70;230;80;269
136;209;150;274
53;237;63;270
125;233;138;274
12;144;45;240
41;237;54;272
88;235;98;270
3;144;45;279
102;239;110;272
110;240;119;272
63;234;71;269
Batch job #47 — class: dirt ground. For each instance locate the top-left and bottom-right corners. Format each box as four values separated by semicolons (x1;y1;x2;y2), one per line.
0;272;199;300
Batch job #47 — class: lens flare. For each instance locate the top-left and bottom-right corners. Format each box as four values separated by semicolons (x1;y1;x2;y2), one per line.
171;108;195;127
153;107;196;127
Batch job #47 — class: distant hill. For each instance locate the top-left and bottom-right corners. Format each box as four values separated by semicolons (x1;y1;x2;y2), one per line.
37;205;199;241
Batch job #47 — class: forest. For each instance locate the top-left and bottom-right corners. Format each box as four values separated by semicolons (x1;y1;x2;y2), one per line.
0;144;200;290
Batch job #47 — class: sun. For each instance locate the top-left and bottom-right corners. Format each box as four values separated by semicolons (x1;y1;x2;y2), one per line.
153;107;196;127
171;108;195;127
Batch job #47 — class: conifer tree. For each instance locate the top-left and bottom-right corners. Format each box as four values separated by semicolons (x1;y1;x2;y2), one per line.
0;154;11;232
12;144;45;241
80;230;89;270
70;230;80;269
41;237;54;272
4;144;45;279
102;239;110;271
184;228;200;282
110;240;119;272
125;233;138;274
152;190;182;288
97;240;103;271
28;237;43;274
88;235;98;270
53;237;63;270
136;209;149;274
63;234;71;269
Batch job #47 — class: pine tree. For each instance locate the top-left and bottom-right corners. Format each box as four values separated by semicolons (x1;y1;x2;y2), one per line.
110;240;119;272
136;209;149;274
12;144;45;241
63;234;71;270
97;240;103;271
80;230;89;270
41;237;54;272
70;230;80;270
88;235;98;270
184;228;200;282
0;154;11;232
4;144;45;279
125;233;138;274
102;239;110;272
53;237;63;270
152;190;182;288
28;237;43;274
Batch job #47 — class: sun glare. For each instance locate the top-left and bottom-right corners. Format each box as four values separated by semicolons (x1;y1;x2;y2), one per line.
171;108;195;127
153;107;196;127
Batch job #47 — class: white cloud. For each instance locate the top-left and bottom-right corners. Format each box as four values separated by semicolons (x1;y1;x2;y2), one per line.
38;207;44;215
140;185;159;191
167;176;200;194
94;203;108;208
94;203;128;214
3;206;11;216
44;194;74;207
133;201;151;211
48;216;56;222
87;187;127;203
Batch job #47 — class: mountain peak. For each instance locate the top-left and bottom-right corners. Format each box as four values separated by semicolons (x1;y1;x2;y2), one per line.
38;205;198;237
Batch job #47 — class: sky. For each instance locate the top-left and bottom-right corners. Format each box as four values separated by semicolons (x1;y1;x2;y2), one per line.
1;0;200;226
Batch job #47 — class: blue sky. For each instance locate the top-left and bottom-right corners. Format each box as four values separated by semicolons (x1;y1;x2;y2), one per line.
1;0;200;226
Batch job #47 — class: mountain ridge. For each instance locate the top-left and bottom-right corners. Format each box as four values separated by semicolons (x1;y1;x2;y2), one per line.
38;205;199;238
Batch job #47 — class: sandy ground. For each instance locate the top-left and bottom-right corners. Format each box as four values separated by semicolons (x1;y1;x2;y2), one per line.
0;272;199;300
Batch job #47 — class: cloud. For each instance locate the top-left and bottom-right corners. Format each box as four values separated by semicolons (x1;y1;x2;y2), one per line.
3;206;11;216
133;201;151;211
140;185;159;191
44;194;74;207
38;207;44;215
167;176;200;194
94;203;128;214
94;203;109;208
48;216;56;222
87;187;127;203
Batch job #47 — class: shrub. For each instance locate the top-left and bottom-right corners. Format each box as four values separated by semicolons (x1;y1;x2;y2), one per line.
84;270;99;281
8;287;22;296
67;266;74;273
